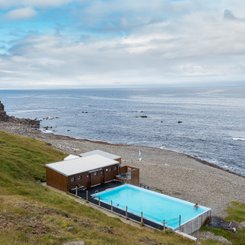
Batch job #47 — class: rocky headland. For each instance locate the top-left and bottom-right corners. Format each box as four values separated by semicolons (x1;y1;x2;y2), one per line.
0;101;40;128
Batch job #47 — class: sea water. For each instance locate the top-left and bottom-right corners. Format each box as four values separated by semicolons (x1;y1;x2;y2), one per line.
0;86;244;176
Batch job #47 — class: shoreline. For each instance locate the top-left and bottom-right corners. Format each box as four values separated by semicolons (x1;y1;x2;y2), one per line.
0;121;245;217
42;129;245;178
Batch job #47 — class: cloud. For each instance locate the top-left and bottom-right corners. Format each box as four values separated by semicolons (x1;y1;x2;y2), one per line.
1;1;245;88
224;9;236;20
0;0;73;8
224;9;245;22
5;7;37;20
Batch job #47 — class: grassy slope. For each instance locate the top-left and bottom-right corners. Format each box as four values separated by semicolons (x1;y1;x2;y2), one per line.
201;201;245;245
0;131;194;245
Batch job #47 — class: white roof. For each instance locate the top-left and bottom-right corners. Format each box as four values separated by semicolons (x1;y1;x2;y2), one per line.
46;154;119;176
79;150;120;160
64;154;81;161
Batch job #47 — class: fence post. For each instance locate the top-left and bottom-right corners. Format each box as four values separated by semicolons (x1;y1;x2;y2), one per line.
86;190;89;203
75;186;78;196
141;212;144;226
163;220;165;231
98;197;101;207
111;200;113;211
179;215;181;231
125;206;128;219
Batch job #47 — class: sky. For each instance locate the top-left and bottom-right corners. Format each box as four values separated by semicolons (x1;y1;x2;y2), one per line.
0;0;245;89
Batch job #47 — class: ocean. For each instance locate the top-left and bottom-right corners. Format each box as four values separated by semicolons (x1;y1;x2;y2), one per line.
0;86;245;176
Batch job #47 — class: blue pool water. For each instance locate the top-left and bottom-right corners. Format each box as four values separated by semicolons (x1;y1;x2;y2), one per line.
93;184;211;230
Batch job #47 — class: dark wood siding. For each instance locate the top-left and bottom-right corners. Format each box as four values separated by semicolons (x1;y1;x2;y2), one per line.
67;172;90;190
46;167;68;192
90;170;104;186
117;165;140;186
104;164;118;182
47;163;120;191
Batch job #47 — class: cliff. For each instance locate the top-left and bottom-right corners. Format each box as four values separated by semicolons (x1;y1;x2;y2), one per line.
0;100;8;121
0;101;40;128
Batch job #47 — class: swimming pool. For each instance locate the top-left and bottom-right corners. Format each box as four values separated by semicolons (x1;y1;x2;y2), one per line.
93;184;211;230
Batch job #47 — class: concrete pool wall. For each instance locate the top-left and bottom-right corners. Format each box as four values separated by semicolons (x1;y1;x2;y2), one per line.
179;209;211;234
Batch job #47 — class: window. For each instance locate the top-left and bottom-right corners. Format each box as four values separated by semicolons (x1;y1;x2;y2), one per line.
76;175;81;181
108;168;111;172
113;166;117;171
70;177;74;182
94;172;97;176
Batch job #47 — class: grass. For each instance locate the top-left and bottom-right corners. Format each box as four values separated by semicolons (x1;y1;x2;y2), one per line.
200;202;245;245
0;131;195;245
226;201;245;223
1;131;244;245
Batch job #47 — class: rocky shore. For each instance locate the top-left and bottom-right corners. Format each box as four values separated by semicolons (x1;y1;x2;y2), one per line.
0;101;40;128
0;101;244;218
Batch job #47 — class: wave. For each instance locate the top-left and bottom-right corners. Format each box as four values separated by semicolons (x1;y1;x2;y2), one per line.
232;137;245;141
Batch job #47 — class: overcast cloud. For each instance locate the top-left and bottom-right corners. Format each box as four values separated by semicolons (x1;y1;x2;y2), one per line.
0;0;245;88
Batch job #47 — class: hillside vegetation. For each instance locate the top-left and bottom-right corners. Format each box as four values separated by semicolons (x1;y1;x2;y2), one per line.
0;131;244;245
0;131;193;245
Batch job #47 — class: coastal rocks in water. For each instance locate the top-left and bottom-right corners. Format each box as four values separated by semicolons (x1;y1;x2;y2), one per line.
43;126;53;130
0;101;40;128
11;117;40;129
136;115;148;118
178;120;183;124
42;116;59;121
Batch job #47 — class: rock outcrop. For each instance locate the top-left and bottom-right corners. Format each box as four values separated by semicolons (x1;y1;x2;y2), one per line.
0;101;40;129
0;101;8;121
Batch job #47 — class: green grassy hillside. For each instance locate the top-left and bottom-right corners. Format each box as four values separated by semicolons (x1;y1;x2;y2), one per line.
0;131;193;245
0;131;244;245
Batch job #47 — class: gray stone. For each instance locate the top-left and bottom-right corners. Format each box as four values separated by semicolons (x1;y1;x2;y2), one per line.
198;231;231;244
63;241;85;245
239;221;245;228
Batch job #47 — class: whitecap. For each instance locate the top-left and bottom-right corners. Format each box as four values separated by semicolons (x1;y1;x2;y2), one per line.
232;137;245;141
40;129;53;134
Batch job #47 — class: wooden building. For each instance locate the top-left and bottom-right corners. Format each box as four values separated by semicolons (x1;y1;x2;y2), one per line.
116;166;140;186
46;154;120;192
80;150;121;163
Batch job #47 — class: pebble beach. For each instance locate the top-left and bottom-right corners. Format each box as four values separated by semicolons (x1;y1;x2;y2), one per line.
1;121;244;218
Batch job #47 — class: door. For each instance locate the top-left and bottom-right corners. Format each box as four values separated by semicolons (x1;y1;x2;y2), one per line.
90;170;103;186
